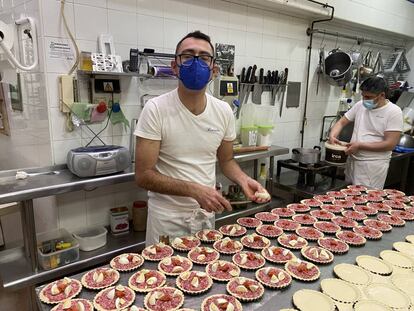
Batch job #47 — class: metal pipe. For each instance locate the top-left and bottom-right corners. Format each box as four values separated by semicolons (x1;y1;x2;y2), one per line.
301;0;335;147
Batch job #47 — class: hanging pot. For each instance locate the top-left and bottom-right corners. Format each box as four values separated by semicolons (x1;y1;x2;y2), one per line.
324;49;353;87
359;50;374;79
292;146;321;164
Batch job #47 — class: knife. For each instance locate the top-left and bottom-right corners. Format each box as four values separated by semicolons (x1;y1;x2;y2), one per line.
252;68;265;104
250;64;257;83
258;68;264;84
240;67;246;83
266;70;272;85
244;66;252;83
279;67;289;117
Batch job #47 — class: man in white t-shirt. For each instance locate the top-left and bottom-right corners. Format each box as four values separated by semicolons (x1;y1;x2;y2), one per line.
329;76;403;189
134;31;269;245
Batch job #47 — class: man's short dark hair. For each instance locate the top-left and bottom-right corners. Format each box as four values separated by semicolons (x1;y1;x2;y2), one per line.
175;31;215;55
360;76;388;95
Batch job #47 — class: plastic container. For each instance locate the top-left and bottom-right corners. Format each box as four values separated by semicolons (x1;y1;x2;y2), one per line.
110;206;129;234
37;228;79;271
324;142;348;165
72;227;107;251
240;126;258;146
255;106;276;146
132;201;147;232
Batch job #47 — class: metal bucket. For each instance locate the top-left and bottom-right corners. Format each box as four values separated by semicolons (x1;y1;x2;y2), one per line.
324;49;353;87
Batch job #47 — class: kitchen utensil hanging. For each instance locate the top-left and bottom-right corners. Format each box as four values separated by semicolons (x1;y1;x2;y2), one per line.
359;50;374;80
324;49;353;87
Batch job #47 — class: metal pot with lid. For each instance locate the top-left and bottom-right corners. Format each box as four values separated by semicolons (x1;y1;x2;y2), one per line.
292;146;321;164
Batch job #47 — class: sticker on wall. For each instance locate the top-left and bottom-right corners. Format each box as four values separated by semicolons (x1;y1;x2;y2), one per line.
48;41;74;60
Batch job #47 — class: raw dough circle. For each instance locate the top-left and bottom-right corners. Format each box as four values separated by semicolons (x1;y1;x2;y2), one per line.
391;274;414;303
394;241;414;258
356;255;393;275
333;263;372;285
364;283;411;309
292;289;335;311
354;300;391;311
406;235;414;244
320;278;360;303
380;250;414;269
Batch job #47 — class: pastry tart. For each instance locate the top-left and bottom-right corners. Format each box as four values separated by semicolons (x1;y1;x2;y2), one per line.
271;207;295;218
255;267;292;289
236;217;262;228
205;260;240;281
320;278;361;304
333;263;372;286
144;287;184;311
195;229;223;243
353;225;382;240
292;214;317;225
366;189;387;197
317;237;349;254
390;210;414;221
218;224;247;237
277;233;308;250
255;224;283;238
377;214;405;226
361;194;384;202
254;211;279;222
293;289;335;311
121;307;146;311
364;283;410;310
331;216;358;228
301;246;333;264
406;206;414;214
232;251;265;270
387;194;410;203
240;233;271;249
336;230;366;246
158;255;192;276
380;250;414;269
188;247;220;265
213;237;243;254
313;221;341;234
356;255;393;276
261;246;294;264
142;243;174;261
176;271;213;295
128;269;166;293
274;219;300;231
39;277;82;304
287;203;311;213
344;195;368;205
81;267;120;290
363;219;392;232
353;205;377;216
383;199;406;210
347;185;368;192
51;299;93;311
367;202;390;212
341;210;367;221
340;188;361;196
296;227;324;241
93;285;135;311
171;236;201;252
300;198;322;207
201;294;242;311
326;191;346;199
310;209;334;220
320;204;344;214
313;194;334;203
226;277;264;302
332;200;354;209
285;259;320;281
110;253;144;272
384;189;405;196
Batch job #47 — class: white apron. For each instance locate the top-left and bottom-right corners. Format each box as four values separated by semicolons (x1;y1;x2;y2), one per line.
345;157;390;189
145;202;215;246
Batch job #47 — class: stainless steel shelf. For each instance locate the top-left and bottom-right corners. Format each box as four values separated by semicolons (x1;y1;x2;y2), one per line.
234;145;289;163
77;70;137;77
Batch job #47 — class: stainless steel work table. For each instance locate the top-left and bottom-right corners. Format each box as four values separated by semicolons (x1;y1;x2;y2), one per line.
35;207;414;311
0;145;289;308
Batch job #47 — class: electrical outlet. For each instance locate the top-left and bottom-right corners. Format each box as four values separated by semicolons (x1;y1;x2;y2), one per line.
59;75;74;113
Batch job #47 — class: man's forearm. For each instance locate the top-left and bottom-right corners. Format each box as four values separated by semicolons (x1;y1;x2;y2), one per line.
359;140;396;152
219;159;249;186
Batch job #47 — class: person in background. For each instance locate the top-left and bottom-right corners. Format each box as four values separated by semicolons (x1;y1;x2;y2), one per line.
329;76;403;189
134;31;270;245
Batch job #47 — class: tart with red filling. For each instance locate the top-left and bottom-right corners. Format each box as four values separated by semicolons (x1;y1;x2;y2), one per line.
122;307;147;311
310;209;335;220
342;210;367;221
367;189;387;197
218;224;247;237
255;267;292;289
287;203;311;213
261;246;294;263
51;299;93;311
378;214;406;226
390;210;414;221
195;229;223;243
93;285;135;311
158;255;192;276
313;221;341;234
285;259;320;281
81;268;120;290
296;227;324;241
144;287;184;311
361;194;384;202
271;207;295;218
313;195;334;203
226;277;264;302
171;236;201;252
363;219;392;232
232;251;266;270
353;205;377;216
367;202;390;212
384;189;405;196
206;260;240;281
332;216;358;229
213;237;243;254
383;199;407;210
341;188;361;196
326;191;346;199
256;224;283;238
336;230;366;246
320;204;344;214
254;212;279;222
406;206;414;214
275;219;301;231
201;294;242;311
387;195;410;203
408;195;414;202
176;271;213;295
332;200;355;209
277;233;308;250
240;233;271;249
39;277;82;304
347;185;368;192
236;217;262;228
344;196;368;205
300;198;322;207
301;246;334;264
353;225;382;240
110;253;144;272
292;214;317;225
317;237;349;254
188;247;220;265
128;269;166;293
142;243;174;261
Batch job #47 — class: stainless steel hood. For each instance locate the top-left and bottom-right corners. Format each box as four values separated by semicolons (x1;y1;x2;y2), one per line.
396;91;414;110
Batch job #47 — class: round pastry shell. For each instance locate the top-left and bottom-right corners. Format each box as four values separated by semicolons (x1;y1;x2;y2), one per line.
143;287;184;311
187;247;220;265
158;256;193;276
81;268;120;290
176;271;213;295
219;225;247;237
205;260;241;282
300;246;334;264
380;250;414;269
226;277;264;302
284;260;320;282
110;253;144;272
171;237;201;252
335;231;366;246
39;278;82;304
232;252;266;270
333;263;372;285
353;300;391;311
356;255;393;275
261;246;295;264
213;239;243;255
240;235;271;250
200;294;242;311
292;289;335;311
255;267;292;289
394;241;414;258
93;285;135;311
50;299;93;311
128;270;166;293
364;283;411;310
142;245;174;262
320;278;361;304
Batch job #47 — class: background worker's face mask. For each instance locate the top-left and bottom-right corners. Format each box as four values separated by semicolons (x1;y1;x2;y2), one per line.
362;94;380;110
178;57;212;91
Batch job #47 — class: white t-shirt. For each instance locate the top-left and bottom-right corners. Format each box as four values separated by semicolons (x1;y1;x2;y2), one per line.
344;100;403;160
134;88;236;212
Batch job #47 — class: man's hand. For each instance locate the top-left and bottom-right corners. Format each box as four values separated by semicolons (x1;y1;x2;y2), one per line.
240;178;271;203
345;141;360;155
192;184;232;214
328;135;340;145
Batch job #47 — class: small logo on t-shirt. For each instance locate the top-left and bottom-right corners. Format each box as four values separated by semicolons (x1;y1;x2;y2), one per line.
207;127;220;132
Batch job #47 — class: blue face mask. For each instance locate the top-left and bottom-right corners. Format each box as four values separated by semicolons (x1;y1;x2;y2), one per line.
362;99;378;110
178;58;211;91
